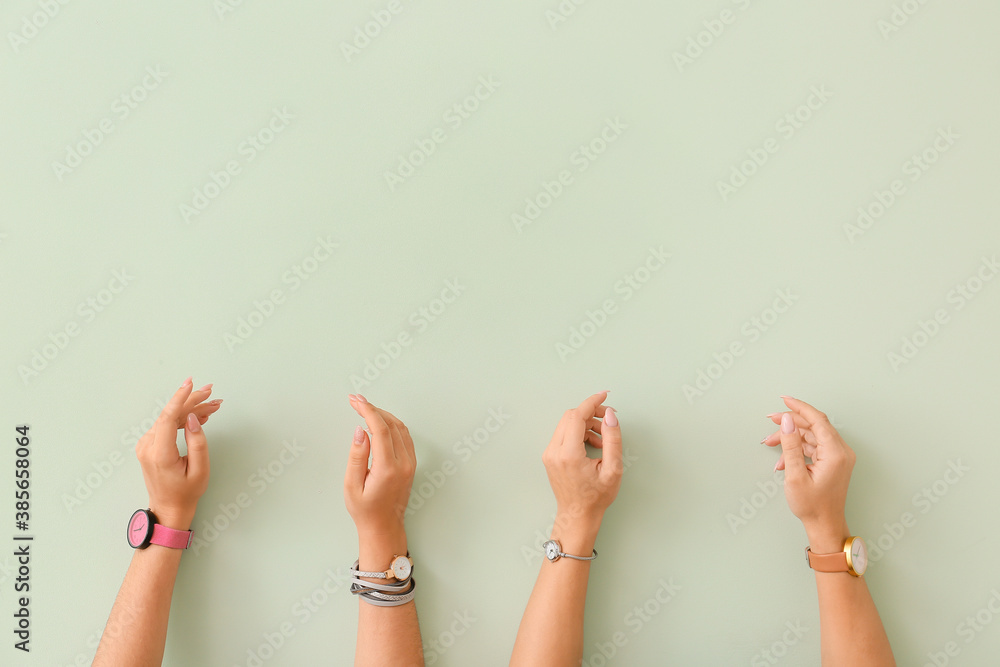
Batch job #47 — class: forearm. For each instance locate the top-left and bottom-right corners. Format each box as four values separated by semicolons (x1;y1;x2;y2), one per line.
510;514;599;667
808;524;895;666
93;546;184;667
355;531;423;667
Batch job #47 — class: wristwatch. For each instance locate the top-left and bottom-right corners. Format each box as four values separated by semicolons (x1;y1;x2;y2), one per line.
542;539;597;563
805;536;867;576
353;553;413;581
127;509;193;550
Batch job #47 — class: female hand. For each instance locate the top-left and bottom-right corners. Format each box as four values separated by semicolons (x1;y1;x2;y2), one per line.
136;378;222;531
542;391;622;552
763;396;854;551
344;394;416;563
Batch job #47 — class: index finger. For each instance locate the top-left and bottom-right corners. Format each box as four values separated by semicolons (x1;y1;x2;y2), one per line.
562;391;609;451
780;396;829;427
152;378;194;462
350;397;396;466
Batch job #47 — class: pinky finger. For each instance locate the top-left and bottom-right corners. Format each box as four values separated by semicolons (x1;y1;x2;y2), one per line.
774;455;785;471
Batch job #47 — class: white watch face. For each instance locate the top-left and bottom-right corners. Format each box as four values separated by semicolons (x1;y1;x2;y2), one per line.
543;541;560;561
391;555;411;580
850;538;868;575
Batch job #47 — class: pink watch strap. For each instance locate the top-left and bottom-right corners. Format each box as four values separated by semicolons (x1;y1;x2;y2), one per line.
150;522;193;549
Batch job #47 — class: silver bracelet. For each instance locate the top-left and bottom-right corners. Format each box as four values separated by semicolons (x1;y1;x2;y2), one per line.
542;539;597;562
350;559;416;607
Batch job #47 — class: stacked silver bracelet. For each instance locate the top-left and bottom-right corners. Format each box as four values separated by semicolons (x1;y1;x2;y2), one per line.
350;560;416;607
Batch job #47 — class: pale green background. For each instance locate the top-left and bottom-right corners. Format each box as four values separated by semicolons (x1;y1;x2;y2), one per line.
2;1;999;665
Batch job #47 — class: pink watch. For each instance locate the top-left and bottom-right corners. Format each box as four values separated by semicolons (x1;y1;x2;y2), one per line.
127;509;193;550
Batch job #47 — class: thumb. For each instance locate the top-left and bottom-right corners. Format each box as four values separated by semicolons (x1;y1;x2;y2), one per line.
599;407;623;481
345;425;371;493
778;413;807;479
184;412;210;483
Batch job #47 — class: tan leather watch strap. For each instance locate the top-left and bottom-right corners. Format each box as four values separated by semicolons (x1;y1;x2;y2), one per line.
806;547;848;572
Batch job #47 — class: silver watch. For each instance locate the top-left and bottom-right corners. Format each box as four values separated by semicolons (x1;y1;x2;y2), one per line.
353;553;413;580
542;539;597;562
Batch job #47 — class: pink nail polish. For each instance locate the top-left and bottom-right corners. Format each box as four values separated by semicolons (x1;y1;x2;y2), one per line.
773;460;781;472
355;394;368;404
199;383;213;392
210;399;223;405
182;376;193;387
766;413;780;419
781;413;795;434
604;407;618;427
186;413;201;433
353;425;364;444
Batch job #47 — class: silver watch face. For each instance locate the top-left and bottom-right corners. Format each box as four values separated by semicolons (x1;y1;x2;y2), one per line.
543;540;560;561
391;555;411;580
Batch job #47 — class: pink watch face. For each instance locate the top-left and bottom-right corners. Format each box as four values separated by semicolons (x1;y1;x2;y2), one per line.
127;510;152;548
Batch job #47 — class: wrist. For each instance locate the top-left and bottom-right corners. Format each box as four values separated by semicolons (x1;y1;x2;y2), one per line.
804;518;850;554
358;528;408;572
551;510;603;557
148;506;196;532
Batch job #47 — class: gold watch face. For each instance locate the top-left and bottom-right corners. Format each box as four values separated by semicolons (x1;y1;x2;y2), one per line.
845;537;868;576
391;555;411;580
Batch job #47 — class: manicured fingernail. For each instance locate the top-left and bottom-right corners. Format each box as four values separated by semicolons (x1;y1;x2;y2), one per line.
604;407;618;427
355;394;368;404
766;413;780;419
209;399;223;406
760;436;768;444
199;383;213;392
781;413;795;434
774;460;781;472
353;425;364;445
186;413;201;433
780;395;796;401
182;376;192;387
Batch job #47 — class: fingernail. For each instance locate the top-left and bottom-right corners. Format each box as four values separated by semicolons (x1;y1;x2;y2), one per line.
780;395;796;401
199;383;213;392
766;413;780;419
186;413;201;433
209;399;223;406
604;407;618;427
182;376;192;387
353;425;364;445
773;460;781;472
355;394;368;404
781;413;795;434
760;436;768;444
